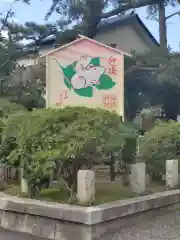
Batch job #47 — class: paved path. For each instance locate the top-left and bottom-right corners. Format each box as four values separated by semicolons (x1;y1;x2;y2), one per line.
0;228;48;240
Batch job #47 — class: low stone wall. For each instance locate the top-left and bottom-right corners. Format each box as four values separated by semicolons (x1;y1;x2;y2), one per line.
0;190;180;239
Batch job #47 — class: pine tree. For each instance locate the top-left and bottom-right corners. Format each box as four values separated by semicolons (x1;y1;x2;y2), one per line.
0;1;46;108
45;0;180;48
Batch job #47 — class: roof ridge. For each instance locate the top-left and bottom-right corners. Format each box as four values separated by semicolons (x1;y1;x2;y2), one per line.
43;34;130;57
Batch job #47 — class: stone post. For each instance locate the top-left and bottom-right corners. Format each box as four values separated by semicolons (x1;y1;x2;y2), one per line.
0;164;4;178
20;168;28;194
130;162;146;193
166;160;178;188
77;170;95;205
0;164;7;190
114;155;120;173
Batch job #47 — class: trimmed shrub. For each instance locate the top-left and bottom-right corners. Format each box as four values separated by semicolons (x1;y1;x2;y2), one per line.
0;98;26;118
0;107;137;200
139;121;180;180
122;137;137;164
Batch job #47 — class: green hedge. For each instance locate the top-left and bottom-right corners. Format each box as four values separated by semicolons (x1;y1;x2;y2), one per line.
0;107;137;198
0;98;26;118
122;137;137;164
139;121;180;180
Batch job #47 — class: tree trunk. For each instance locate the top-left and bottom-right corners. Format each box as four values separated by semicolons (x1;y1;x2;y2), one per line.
82;0;104;39
164;103;178;120
158;1;167;49
102;0;156;19
0;79;4;97
86;19;101;39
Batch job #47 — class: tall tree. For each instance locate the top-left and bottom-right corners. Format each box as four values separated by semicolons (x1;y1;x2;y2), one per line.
106;0;180;48
45;0;119;38
0;0;46;109
0;0;32;78
125;49;180;120
45;0;180;48
146;0;180;49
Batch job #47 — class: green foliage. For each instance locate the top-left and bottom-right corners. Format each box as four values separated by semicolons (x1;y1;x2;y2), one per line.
46;0;109;38
0;98;26;118
122;137;137;164
0;2;48;110
139;121;180;180
125;49;180;121
0;110;27;166
3;71;46;110
0;44;16;80
0;14;37;82
0;119;4;141
106;122;137;158
0;107;137;199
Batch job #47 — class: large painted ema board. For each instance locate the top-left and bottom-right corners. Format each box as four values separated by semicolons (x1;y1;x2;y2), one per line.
46;35;128;119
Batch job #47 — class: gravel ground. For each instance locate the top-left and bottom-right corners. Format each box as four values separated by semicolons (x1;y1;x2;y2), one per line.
1;209;180;240
109;209;180;240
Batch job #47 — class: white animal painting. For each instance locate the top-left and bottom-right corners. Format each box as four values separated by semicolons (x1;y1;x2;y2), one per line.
71;64;105;89
75;55;92;72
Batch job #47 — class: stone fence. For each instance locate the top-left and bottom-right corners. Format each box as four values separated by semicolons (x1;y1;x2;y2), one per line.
129;159;179;193
0;159;179;239
77;160;179;204
0;189;180;239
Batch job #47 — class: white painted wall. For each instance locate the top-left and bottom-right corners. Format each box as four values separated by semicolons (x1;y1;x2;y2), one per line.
17;25;151;67
95;25;149;54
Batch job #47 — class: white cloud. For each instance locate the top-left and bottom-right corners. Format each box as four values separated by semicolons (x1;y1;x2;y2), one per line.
1;0;14;3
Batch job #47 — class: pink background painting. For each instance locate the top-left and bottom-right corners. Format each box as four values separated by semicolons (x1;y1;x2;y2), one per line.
46;37;124;118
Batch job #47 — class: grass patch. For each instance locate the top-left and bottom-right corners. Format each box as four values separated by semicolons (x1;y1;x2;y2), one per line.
4;184;21;196
3;182;136;205
95;182;136;204
40;182;136;205
2;179;166;205
146;180;165;193
40;186;69;203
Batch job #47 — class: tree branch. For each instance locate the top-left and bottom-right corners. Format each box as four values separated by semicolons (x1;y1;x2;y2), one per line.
101;0;159;19
0;56;12;72
165;10;180;21
0;0;17;31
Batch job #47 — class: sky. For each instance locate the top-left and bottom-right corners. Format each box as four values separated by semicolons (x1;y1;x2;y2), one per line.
0;0;180;50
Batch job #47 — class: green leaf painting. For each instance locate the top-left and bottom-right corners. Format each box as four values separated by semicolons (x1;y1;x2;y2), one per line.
95;74;116;90
63;62;77;79
90;57;100;66
53;56;116;98
64;77;72;89
74;87;93;97
60;62;77;89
